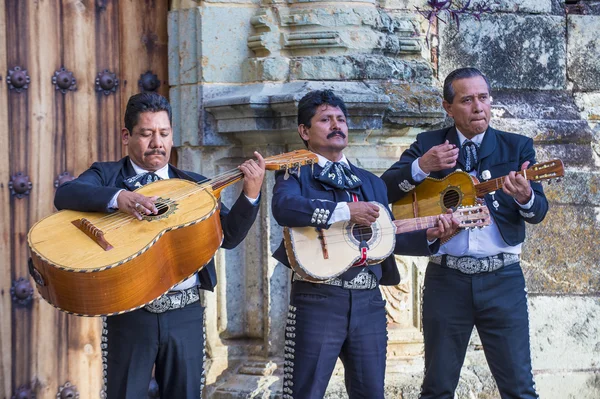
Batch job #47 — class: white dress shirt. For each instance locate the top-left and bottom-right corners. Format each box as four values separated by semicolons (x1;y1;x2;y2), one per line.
313;153;354;225
411;129;535;257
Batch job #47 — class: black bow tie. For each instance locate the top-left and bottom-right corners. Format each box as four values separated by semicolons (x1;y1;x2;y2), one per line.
314;161;362;190
123;172;161;191
460;140;479;173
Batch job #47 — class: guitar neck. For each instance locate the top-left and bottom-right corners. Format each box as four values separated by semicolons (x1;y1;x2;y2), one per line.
475;170;528;197
394;215;440;234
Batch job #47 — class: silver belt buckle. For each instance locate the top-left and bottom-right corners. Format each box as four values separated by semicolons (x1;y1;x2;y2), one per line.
145;294;173;313
455;257;482;274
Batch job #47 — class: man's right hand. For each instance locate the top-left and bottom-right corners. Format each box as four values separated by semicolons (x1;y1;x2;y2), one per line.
117;191;159;220
348;201;380;226
418;140;459;173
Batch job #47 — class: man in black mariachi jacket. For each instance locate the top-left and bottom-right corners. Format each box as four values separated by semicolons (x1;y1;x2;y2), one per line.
54;92;265;398
381;68;549;398
271;90;459;399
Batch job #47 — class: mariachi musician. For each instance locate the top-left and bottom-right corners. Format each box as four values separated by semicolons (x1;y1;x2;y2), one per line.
271;89;459;399
381;67;548;398
54;92;265;398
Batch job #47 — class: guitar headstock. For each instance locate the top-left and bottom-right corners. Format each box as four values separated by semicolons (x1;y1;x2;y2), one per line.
264;150;319;171
455;205;492;229
526;159;564;183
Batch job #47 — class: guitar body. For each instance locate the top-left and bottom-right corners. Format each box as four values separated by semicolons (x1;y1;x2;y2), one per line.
392;171;479;219
28;179;223;316
284;202;395;282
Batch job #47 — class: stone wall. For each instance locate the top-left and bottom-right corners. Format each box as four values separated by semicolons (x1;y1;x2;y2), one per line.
168;0;600;397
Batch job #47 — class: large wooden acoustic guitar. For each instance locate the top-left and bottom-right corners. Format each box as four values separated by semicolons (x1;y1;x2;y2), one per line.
28;150;318;316
284;203;491;282
392;159;564;220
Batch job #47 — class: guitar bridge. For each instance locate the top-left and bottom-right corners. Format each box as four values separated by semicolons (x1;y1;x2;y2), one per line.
71;218;114;251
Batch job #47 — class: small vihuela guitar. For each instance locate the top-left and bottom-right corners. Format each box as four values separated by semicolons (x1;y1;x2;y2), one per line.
284;203;491;282
392;159;564;220
28;150;318;316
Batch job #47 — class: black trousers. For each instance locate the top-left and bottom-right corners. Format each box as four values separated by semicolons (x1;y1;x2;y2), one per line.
283;281;388;399
103;301;205;398
420;262;538;399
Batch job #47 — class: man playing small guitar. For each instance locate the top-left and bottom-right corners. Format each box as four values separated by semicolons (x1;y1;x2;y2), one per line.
271;90;459;398
381;67;549;398
54;92;265;398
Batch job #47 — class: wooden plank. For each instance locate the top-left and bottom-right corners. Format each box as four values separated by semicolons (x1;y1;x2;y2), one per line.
95;0;121;163
119;0;170;157
0;0;13;397
61;2;105;397
25;0;64;397
5;0;33;392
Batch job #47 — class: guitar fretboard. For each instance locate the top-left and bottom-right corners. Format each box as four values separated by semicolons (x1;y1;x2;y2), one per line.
394;216;442;234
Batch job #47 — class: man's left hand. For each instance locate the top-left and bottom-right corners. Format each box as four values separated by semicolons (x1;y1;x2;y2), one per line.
240;151;266;199
426;210;460;242
503;161;532;205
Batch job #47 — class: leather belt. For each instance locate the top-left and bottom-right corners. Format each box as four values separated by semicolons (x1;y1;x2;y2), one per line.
293;270;378;290
430;253;520;275
144;286;200;314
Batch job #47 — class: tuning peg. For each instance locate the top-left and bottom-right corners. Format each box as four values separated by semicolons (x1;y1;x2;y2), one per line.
556;178;561;183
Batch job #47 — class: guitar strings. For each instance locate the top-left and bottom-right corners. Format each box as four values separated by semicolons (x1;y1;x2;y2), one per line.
89;157;314;231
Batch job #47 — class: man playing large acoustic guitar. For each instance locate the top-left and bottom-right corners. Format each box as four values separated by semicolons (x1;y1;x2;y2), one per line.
381;67;549;398
54;92;265;398
271;90;459;398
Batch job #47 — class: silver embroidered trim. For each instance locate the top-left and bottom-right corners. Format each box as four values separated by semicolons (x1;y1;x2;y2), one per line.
430;254;520;274
201;310;206;397
398;179;415;193
283;305;297;398
100;316;108;399
293;270;377;290
310;208;329;225
145;286;200;313
519;210;535;218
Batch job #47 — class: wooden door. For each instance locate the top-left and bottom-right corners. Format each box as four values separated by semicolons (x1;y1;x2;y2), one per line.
0;1;169;397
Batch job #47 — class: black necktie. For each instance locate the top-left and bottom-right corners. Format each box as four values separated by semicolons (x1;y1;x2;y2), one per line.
314;161;362;190
460;140;479;173
123;172;161;191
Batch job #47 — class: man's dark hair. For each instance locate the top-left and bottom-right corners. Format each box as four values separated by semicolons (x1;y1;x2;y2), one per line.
443;68;491;104
297;90;348;147
124;92;172;133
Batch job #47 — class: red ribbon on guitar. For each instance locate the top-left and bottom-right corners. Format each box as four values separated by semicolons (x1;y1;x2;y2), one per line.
350;193;369;267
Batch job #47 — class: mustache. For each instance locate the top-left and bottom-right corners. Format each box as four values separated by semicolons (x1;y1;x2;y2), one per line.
327;130;346;139
145;149;167;156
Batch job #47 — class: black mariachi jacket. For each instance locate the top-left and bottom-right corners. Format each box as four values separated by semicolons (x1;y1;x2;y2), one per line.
54;156;260;291
271;160;437;286
381;126;549;246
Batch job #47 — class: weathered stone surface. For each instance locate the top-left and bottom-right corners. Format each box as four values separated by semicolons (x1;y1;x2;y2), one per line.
491;90;581;121
534;372;600;399
522;204;600;295
243;57;291;83
439;15;566;90
200;5;258;83
290;55;432;81
574;92;600;122
529;296;600;370
168;8;201;85
568;15;600;90
382;82;446;128
470;0;553;14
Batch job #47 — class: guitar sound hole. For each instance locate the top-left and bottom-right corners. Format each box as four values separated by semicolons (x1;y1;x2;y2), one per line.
154;200;169;216
352;225;373;243
442;189;461;210
141;198;177;221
